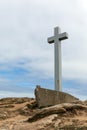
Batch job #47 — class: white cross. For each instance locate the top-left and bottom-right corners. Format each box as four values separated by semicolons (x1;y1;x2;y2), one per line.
47;27;68;91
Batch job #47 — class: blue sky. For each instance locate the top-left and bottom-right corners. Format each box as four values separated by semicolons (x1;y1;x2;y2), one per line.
0;0;87;100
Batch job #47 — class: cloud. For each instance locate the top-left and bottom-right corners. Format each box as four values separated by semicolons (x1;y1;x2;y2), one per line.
0;0;87;99
0;91;34;98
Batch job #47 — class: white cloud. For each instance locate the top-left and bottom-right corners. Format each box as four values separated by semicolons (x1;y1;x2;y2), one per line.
0;0;87;98
63;61;87;80
0;91;34;98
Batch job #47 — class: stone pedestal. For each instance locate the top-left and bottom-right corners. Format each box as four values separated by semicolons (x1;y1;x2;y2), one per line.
35;86;79;108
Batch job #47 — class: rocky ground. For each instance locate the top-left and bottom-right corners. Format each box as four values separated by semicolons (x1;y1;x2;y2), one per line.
0;97;87;130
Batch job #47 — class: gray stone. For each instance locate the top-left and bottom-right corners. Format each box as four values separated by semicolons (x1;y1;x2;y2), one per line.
35;86;79;108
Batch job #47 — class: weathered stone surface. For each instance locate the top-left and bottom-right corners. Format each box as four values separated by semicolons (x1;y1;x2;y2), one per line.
35;86;79;107
28;103;87;122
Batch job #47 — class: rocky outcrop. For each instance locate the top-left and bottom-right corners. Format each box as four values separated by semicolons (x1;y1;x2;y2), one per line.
0;97;87;130
28;103;87;122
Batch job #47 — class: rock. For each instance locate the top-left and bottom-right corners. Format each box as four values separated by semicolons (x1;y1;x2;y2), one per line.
0;114;7;119
35;86;79;107
28;103;87;122
28;106;66;122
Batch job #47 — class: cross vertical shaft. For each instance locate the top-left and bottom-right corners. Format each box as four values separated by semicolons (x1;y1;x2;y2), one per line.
47;26;68;91
54;27;62;91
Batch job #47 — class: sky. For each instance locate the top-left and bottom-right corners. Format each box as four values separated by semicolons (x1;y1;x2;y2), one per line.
0;0;87;100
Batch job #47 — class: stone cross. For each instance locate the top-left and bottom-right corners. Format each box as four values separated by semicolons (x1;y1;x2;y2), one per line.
47;27;68;91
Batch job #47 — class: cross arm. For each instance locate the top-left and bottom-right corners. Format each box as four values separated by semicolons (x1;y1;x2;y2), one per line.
47;32;68;44
59;32;68;41
47;36;54;44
